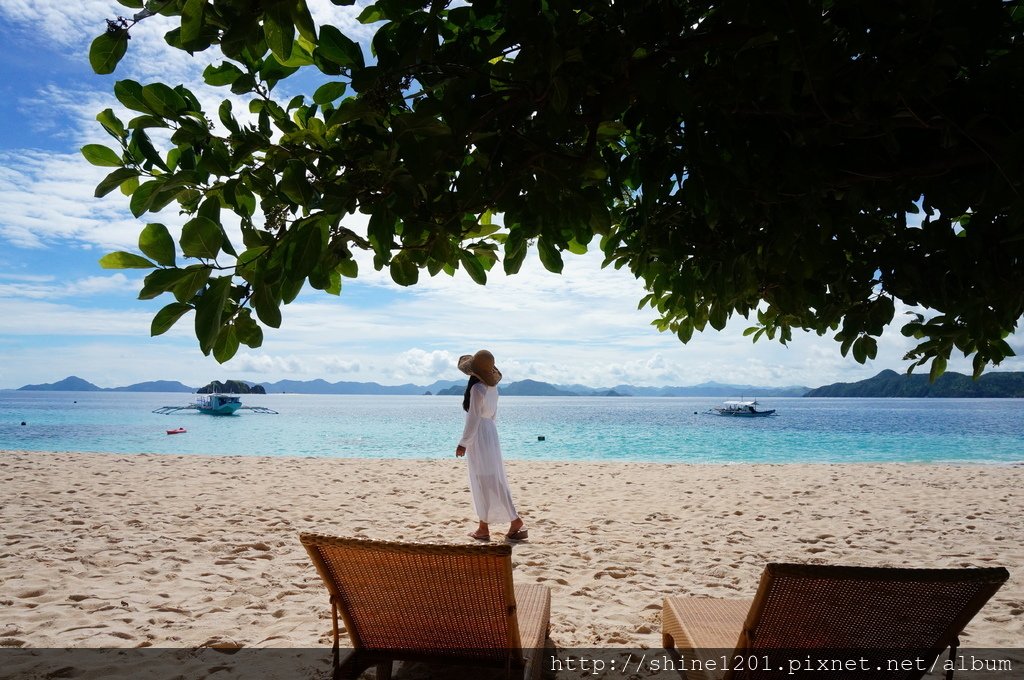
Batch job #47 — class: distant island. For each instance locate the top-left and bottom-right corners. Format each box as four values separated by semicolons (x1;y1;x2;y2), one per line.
14;375;807;397
12;370;1024;397
197;380;266;395
436;379;625;397
14;376;195;393
805;369;1024;398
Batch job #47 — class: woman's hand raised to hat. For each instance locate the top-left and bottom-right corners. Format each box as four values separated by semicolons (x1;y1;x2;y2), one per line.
455;445;466;457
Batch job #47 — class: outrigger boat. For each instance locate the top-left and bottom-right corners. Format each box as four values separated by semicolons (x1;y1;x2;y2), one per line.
153;394;278;416
709;399;776;417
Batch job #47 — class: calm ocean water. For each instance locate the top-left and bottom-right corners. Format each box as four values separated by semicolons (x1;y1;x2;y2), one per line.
0;391;1022;464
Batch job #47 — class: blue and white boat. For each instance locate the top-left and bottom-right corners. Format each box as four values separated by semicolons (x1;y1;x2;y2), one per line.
710;400;776;417
196;394;243;415
153;394;277;416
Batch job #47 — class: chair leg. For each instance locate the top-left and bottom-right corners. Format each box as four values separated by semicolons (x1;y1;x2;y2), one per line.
334;651;388;679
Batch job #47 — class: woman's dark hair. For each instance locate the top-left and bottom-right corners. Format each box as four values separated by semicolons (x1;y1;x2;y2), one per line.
462;375;481;412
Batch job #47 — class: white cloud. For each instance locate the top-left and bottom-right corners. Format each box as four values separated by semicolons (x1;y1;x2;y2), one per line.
0;272;53;282
226;353;311;376
0;297;152;335
0;1;118;48
391;348;460;381
0;148;141;250
0;272;134;298
321;356;361;374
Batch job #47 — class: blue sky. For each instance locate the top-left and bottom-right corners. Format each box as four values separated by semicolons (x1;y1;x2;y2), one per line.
0;2;1020;391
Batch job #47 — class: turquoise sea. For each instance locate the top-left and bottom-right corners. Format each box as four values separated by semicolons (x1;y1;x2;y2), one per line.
1;391;1023;464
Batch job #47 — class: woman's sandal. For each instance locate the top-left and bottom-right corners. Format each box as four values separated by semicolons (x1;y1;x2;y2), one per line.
505;529;529;541
468;531;490;541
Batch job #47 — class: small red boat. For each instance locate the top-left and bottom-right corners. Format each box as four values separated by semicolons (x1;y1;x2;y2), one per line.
166;427;187;435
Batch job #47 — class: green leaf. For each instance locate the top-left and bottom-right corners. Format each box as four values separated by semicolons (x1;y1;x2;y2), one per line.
356;6;384;23
313;81;348;105
338;257;358;278
929;354;948;382
129;130;169;172
260;54;301;88
235;310;264;348
218;100;240;133
236;246;269;272
139;268;193;300
129;180;159;217
194;276;232;355
230;73;258;95
172;265;212;302
676;317;694;343
180;0;205;49
93;168;139;198
81;144;122;167
280;275;304;304
320;269;342;295
252;284;283;328
139;223;176;266
264;1;295;62
863;336;878;360
227;182;256;217
198;197;236;258
368;209;396;254
141;83;187;117
596;120;627;141
180;216;223;259
459;252;487;284
213;324;240;363
280;160;315;205
566;238;588;255
96;108;126;140
114;80;152;114
839;332;854;357
119;175;139;196
708;304;728;331
287;221;326;278
503;232;528;275
317;25;364;68
390;253;419;286
151;302;192;336
537;237;564;273
290;0;318;42
852;336;867;364
99;251;155;269
89;31;128;75
203;62;245;87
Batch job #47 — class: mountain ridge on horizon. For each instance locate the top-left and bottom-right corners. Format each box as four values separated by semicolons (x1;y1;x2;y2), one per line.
15;370;1024;397
805;368;1024;397
12;374;811;397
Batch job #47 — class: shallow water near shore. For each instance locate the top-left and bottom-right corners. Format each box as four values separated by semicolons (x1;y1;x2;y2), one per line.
1;391;1022;464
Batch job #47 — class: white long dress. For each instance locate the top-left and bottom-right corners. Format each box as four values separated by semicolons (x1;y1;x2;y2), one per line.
459;382;519;524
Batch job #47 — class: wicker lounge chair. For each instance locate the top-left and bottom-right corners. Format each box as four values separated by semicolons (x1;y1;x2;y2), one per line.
662;563;1008;680
299;533;551;679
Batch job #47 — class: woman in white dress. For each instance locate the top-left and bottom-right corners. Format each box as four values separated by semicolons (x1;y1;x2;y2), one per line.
454;350;527;541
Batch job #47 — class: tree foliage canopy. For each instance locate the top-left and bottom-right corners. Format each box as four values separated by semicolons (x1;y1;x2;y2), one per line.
89;0;1024;377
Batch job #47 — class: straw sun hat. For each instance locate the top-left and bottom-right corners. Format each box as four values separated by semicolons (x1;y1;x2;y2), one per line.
458;350;503;386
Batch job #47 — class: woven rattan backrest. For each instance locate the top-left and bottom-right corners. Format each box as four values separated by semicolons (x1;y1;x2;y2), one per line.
740;563;1008;653
300;533;522;659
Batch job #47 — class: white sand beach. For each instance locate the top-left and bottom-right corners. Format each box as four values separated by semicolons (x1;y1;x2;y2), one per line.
1;450;1021;675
